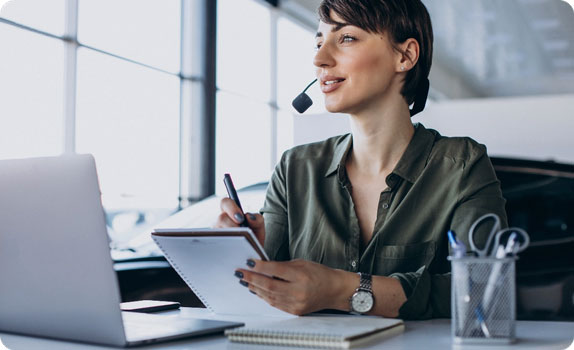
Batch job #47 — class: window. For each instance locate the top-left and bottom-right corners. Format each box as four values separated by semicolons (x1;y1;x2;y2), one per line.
1;0;321;245
0;0;66;36
77;0;181;73
217;0;271;102
1;0;188;245
73;1;185;243
215;0;321;195
0;23;65;159
75;48;180;212
216;91;272;193
216;0;273;195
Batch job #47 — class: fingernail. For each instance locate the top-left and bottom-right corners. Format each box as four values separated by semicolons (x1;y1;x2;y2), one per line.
246;259;256;268
234;213;244;223
239;280;249;287
249;290;257;295
234;271;243;279
248;213;256;221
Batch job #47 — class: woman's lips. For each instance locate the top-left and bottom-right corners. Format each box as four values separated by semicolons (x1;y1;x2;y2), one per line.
320;79;345;93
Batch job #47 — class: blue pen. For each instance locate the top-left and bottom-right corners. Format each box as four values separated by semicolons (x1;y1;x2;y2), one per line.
474;306;491;338
449;230;470;334
448;230;467;258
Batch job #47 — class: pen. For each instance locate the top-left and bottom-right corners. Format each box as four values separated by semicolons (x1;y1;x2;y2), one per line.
223;173;248;227
474;306;491;338
449;230;469;333
447;230;467;258
504;232;519;257
482;232;519;322
482;248;505;312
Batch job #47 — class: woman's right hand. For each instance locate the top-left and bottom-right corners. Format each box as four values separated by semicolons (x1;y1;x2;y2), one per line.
214;198;266;246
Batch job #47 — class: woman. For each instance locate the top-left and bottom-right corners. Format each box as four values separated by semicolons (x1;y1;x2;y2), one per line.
216;0;507;320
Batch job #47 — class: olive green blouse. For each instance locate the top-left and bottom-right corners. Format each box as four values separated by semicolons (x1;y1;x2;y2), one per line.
261;123;508;320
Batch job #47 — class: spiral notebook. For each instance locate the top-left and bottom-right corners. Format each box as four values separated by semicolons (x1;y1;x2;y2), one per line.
151;228;292;318
224;315;404;349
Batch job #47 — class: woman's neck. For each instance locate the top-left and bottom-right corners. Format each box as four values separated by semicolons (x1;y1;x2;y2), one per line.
347;103;414;176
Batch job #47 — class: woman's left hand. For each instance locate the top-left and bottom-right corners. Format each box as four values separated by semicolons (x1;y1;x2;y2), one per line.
235;259;348;315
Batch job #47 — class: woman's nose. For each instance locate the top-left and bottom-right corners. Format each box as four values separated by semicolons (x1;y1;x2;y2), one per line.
313;44;335;68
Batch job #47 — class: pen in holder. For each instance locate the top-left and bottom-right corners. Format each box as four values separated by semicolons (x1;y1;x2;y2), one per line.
449;255;516;344
447;213;530;344
447;217;529;345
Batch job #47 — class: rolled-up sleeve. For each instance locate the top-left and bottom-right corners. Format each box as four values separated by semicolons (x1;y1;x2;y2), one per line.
393;145;508;320
391;268;450;319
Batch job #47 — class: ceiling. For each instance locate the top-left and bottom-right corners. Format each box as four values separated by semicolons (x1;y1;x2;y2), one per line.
280;0;574;100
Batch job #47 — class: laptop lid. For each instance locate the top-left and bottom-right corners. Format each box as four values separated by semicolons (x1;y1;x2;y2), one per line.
0;155;127;346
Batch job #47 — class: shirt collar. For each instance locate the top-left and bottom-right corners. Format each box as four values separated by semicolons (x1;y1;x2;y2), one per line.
323;123;435;184
392;123;435;183
324;133;353;178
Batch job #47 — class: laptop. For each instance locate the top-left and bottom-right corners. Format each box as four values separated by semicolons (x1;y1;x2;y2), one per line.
0;154;243;347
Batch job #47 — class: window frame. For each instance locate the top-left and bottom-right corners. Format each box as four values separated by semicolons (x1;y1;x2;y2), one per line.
0;0;317;221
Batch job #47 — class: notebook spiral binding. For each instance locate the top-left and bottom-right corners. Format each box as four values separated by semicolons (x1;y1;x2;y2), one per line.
153;239;213;312
225;329;346;349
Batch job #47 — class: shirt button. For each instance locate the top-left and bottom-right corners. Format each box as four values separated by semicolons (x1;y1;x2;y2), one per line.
351;260;357;268
382;203;389;209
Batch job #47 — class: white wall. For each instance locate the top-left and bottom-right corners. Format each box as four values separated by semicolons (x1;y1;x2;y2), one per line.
417;94;574;163
292;94;574;164
293;112;350;146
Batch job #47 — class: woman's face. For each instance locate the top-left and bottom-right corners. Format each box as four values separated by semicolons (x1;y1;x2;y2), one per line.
314;13;403;115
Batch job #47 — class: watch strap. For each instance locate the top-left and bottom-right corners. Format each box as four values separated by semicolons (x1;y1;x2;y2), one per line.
349;272;374;314
358;272;372;292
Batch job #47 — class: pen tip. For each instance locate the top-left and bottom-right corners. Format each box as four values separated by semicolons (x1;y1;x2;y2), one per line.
447;230;457;241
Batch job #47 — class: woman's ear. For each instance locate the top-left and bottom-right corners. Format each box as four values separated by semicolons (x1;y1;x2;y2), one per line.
397;38;420;72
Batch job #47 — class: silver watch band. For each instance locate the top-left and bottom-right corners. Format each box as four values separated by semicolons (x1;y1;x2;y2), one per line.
358;272;372;292
349;272;374;314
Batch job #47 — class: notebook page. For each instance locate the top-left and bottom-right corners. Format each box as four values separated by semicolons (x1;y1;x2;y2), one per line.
152;234;293;318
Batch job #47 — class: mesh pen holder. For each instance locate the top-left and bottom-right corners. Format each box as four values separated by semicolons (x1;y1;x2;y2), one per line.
450;256;516;344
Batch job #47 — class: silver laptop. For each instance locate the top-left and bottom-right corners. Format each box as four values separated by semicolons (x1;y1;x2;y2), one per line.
0;154;242;347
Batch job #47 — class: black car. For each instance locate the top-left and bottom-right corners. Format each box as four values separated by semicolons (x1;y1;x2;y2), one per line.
492;157;574;321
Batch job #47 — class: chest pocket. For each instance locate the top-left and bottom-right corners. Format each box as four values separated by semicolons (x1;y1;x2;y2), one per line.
373;240;437;276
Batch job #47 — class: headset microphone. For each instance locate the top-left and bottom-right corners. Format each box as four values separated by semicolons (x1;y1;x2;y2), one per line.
291;77;429;116
292;79;317;113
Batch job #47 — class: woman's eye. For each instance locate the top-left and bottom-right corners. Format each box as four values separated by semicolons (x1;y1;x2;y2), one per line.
315;42;322;50
341;35;356;43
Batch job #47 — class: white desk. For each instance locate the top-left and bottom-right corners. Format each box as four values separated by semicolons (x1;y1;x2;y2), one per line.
0;307;572;349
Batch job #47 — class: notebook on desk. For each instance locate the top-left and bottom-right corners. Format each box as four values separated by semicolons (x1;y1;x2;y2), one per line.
225;315;405;349
0;155;243;347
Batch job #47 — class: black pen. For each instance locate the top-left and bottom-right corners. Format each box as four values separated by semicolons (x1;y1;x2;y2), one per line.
223;173;248;227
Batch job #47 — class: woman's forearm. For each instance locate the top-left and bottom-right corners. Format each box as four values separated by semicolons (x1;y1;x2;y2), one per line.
329;269;407;317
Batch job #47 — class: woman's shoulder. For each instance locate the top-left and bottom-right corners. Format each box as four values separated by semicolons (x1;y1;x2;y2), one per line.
424;126;487;163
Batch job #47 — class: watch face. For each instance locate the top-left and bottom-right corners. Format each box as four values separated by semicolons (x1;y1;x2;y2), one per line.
351;290;374;313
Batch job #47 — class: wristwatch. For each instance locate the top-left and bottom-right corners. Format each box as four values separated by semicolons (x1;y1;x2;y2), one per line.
349;273;374;314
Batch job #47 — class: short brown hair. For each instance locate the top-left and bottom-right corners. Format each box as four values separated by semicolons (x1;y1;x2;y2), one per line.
318;0;433;105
